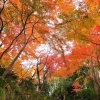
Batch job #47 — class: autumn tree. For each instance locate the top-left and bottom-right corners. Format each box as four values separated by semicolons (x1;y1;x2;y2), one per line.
1;0;100;99
0;0;58;78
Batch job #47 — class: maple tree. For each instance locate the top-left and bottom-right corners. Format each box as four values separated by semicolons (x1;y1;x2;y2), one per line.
0;0;58;78
0;0;100;99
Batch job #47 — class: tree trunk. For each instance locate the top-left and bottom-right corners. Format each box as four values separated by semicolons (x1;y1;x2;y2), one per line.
2;42;27;78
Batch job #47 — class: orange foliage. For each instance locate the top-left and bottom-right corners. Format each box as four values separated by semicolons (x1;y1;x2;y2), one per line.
1;0;100;81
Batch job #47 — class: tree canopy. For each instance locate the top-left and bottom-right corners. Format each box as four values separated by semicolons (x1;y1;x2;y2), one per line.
0;0;100;100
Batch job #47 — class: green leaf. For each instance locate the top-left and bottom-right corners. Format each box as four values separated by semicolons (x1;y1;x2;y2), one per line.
0;87;5;100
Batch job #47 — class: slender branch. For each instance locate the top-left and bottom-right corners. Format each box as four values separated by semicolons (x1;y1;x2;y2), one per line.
0;0;7;15
36;62;41;89
21;63;32;79
91;41;100;46
0;11;34;60
2;20;39;78
90;49;100;93
0;17;4;34
0;0;7;34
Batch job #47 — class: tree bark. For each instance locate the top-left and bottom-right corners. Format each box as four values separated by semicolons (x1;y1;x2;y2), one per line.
2;42;28;78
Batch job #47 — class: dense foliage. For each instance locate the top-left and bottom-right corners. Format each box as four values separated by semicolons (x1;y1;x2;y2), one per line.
0;0;100;100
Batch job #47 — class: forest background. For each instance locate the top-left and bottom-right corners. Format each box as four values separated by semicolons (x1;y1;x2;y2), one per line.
0;0;100;100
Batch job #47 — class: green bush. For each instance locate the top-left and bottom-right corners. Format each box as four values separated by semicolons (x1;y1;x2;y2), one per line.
77;89;99;100
0;87;5;100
